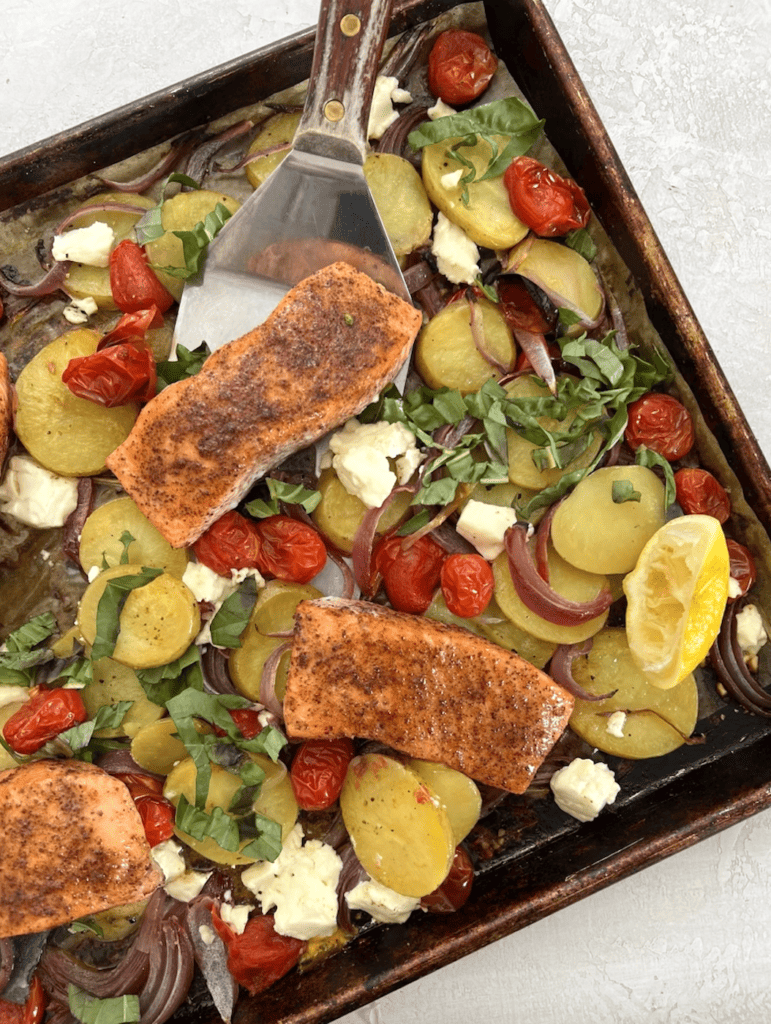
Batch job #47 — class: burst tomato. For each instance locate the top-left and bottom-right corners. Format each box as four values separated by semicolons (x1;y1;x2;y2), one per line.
504;156;591;238
211;909;306;996
373;533;446;614
212;707;265;740
440;553;494;617
62;341;156;407
290;737;355;811
624;392;695;461
98;305;164;349
674;467;731;523
192;510;262;576
726;538;757;601
252;516;327;584
133;793;176;846
3;687;87;755
421;846;474;912
0;976;46;1024
109;239;174;314
427;29;498;106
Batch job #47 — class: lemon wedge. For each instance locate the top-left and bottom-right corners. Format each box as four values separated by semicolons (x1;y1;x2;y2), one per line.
623;514;729;689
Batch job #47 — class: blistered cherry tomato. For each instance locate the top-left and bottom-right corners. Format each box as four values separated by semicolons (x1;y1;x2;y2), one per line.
212;707;265;740
440;553;494;617
421;846;474;912
192;510;262;576
62;342;156;407
624;392;695;461
427;30;498;106
253;515;327;584
98;305;164;349
3;687;87;755
109;239;174;314
504;156;591;238
134;794;176;847
726;538;757;601
211;909;306;995
373;533;446;614
290;737;355;811
674;467;731;523
497;277;554;336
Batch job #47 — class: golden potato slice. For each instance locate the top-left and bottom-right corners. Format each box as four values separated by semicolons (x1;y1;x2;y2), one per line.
14;329;139;476
81;899;150;942
77;565;200;669
569;627;699;758
504;237;603;324
130;716;189;775
492;542;609;645
406;758;481;845
79;496;189;577
550;466;666;575
311;468;413;554
505;375;602;491
81;657;164;738
245;111;301;190
63;192;155;309
416;296;515;393
340;753;455;898
363;152;433;256
0;703;25;770
144;190;241;301
421;135;528;250
229;580;321;702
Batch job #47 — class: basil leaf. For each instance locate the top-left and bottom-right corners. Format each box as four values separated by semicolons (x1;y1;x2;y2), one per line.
245;478;322;519
69;986;140;1024
240;813;282;861
62;701;132;755
565;228;597;262
408;97;544;154
133;172;202;246
156;203;233;280
612;479;642;503
0;613;57;684
136;645;203;705
156;342;211;390
91;568;164;661
635;446;677;508
209;578;259;649
118;531;134;565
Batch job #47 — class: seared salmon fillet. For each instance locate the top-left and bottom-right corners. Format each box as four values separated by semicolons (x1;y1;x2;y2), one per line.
106;262;422;547
0;759;160;937
284;597;574;794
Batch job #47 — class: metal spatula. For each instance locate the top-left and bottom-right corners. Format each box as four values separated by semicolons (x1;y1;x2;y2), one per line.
173;0;408;354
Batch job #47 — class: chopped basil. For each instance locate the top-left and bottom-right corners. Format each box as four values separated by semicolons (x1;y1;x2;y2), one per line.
68;986;140;1024
133;173;202;246
163;202;234;279
61;701;133;757
57;657;94;687
174;794;282;863
156;342;211;390
136;644;204;705
564;227;597;262
635;445;677;508
91;567;164;662
118;530;134;565
612;479;642;503
0;612;57;686
245;477;322;519
209;578;259;648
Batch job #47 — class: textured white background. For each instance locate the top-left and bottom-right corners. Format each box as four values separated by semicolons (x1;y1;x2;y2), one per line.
2;1;771;1021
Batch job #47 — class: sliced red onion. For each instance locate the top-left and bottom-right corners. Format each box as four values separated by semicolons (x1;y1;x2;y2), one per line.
534;501;561;583
185;898;238;1024
504;523;613;626
95;748;164;780
335;842;370;933
512;327;557;394
549;640;615;701
96;133;200;191
200;645;238;696
324;547;356;599
186;119;254;180
379;22;431;79
62;478;95;569
54;202;150;234
376;106;431;160
0;261;69;297
139;916;195;1024
350;488;406;596
402;257;437;295
220;140;291;174
260;642;291;718
468;295;512;374
709;602;771;716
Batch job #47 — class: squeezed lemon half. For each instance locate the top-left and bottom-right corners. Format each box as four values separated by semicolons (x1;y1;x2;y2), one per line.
623;514;729;689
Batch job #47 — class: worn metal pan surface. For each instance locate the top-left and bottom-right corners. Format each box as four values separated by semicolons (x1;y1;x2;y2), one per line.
1;2;771;1023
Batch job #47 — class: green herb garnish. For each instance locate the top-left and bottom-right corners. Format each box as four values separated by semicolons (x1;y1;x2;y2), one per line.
156;341;211;391
612;479;642;503
0;612;57;686
209;577;259;649
68;986;140;1024
245;478;322;519
90;567;163;661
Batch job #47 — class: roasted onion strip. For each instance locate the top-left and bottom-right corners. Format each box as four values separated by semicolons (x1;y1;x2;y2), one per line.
709;601;771;716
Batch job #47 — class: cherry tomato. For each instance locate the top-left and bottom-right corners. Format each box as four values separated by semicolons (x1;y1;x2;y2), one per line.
427;30;498;106
3;686;87;755
211;909;306;995
0;976;45;1024
674;467;731;523
497;277;554;336
62;342;156;407
253;516;327;585
134;793;176;846
440;553;494;617
726;538;757;601
98;305;164;349
420;846;474;912
290;737;355;811
624;392;695;461
109;239;174;314
212;707;265;740
373;533;446;614
504;156;591;238
192;510;262;576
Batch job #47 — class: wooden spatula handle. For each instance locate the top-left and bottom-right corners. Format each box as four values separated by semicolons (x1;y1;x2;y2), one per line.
294;0;394;165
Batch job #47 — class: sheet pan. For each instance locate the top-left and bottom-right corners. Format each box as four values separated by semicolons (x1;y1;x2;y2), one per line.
1;2;771;1022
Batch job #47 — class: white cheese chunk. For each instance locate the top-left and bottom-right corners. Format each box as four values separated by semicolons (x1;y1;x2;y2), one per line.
430;212;480;286
0;455;79;528
735;603;768;663
345;877;421;924
455;499;518;561
219;902;254;935
51;221;115;267
164;870;211;903
328;418;420;509
151;839;187;883
606;710;627;738
550;758;620;823
367;76;412;140
241;825;342;941
440;168;464;189
428;98;457;120
63;295;99;324
181;562;264;646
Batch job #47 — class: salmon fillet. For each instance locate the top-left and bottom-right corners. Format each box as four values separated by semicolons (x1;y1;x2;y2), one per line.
0;759;160;937
283;598;574;794
106;262;422;547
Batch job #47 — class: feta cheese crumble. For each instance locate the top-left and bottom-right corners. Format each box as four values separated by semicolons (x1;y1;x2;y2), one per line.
0;455;79;528
430;212;480;286
735;603;768;667
606;710;627;739
550;758;620;823
367;76;413;140
428;98;456;120
241;824;342;941
51;221;115;267
345;877;421;924
63;295;99;324
328;418;421;509
181;562;264;646
151;839;210;902
455;499;518;561
219;902;255;935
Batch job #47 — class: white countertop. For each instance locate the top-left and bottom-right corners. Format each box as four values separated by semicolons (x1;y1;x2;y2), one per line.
2;1;770;1021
